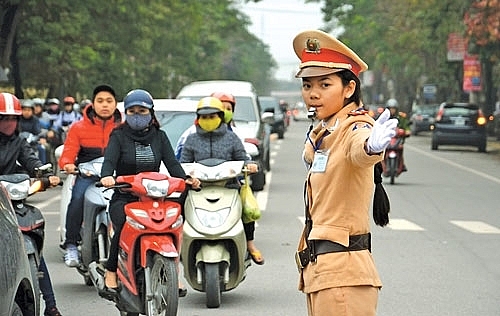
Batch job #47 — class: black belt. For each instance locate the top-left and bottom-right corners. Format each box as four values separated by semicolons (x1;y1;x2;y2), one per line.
295;233;371;269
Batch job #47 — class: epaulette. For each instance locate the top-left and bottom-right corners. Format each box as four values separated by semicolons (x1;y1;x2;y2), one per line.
348;108;369;116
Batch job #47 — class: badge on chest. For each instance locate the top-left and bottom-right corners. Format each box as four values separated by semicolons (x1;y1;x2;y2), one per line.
311;150;329;173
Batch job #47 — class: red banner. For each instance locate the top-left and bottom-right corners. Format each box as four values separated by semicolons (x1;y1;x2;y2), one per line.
463;54;482;92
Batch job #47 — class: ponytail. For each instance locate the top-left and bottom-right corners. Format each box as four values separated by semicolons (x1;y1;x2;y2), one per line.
373;162;390;226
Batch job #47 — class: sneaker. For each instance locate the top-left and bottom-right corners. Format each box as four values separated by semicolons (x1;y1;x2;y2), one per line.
64;244;80;267
44;306;62;316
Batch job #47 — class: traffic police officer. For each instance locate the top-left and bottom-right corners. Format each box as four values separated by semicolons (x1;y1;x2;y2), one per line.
293;29;397;316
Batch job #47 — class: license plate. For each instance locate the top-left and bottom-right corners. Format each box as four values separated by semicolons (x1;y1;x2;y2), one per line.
454;118;465;126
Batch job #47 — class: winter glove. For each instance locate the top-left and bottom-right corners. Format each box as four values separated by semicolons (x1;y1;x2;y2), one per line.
366;109;398;154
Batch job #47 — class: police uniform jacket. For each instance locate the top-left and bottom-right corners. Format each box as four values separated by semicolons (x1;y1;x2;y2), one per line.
298;102;383;293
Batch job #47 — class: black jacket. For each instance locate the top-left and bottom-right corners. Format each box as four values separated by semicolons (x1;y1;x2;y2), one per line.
0;133;47;176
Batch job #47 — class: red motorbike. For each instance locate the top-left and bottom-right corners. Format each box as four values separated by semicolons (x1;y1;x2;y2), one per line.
382;128;408;184
89;172;185;316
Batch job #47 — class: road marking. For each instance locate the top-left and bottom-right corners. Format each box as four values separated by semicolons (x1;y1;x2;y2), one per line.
406;144;500;185
450;220;500;234
387;218;425;231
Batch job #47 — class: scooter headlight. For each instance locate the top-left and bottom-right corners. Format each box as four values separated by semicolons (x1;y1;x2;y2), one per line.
1;179;29;200
142;179;169;198
195;207;230;228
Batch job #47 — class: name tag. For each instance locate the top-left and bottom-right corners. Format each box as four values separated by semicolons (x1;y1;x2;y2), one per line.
311;150;329;173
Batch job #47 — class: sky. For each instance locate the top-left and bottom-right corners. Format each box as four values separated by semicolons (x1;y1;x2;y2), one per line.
237;0;325;81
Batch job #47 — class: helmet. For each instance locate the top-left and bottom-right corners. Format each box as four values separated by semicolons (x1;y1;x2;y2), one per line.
47;98;60;105
196;97;225;115
21;99;35;109
80;99;92;107
63;96;75;104
0;92;22;115
123;89;154;110
32;98;44;106
210;92;235;106
386;98;399;109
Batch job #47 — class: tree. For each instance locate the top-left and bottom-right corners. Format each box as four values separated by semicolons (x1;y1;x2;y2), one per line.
0;0;277;100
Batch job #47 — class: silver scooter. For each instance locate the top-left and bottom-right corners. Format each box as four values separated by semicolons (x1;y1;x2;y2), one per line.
181;158;251;308
58;155;113;285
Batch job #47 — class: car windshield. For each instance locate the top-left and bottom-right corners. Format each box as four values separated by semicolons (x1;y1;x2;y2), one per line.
156;111;196;149
178;95;257;122
233;96;257;122
443;106;477;117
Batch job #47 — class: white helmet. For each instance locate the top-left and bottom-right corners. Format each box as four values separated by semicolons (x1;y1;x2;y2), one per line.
386;98;399;109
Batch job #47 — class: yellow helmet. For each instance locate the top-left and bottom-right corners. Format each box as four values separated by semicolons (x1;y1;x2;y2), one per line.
196;97;225;115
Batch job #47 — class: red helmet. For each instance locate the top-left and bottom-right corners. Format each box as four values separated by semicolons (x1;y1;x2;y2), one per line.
0;92;22;116
210;92;235;107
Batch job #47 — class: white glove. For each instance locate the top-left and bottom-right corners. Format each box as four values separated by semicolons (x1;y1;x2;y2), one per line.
366;109;398;153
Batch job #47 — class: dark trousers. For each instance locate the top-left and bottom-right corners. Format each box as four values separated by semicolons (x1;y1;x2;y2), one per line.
39;256;56;309
244;221;255;241
106;193;138;272
65;175;97;246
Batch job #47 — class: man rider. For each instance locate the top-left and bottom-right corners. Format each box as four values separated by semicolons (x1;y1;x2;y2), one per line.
385;98;410;172
58;85;121;267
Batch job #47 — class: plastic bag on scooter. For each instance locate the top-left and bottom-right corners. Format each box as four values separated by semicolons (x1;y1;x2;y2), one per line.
240;172;261;223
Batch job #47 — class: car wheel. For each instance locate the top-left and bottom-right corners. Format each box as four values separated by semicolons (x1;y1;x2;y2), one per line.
478;139;487;153
431;136;438;150
278;124;285;139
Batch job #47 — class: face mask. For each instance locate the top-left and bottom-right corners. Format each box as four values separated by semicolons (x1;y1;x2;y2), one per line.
126;113;151;130
198;117;222;132
0;120;17;136
223;110;233;123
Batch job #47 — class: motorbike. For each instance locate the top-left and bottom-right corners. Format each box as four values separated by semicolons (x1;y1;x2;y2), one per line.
0;163;54;314
59;156;113;286
382;128;408;184
88;171;186;316
180;158;252;308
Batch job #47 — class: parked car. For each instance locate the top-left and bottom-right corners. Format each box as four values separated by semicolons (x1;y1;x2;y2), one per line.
176;80;272;191
410;103;439;135
0;183;37;315
259;96;286;139
430;102;487;152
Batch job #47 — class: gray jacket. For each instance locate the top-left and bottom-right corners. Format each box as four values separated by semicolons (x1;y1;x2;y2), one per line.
180;123;248;163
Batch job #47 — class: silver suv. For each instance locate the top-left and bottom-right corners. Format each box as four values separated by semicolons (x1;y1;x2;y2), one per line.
176;80;271;191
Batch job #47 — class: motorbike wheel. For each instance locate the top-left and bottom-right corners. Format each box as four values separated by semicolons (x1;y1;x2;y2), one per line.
204;263;221;308
28;254;41;314
388;158;396;185
147;254;178;316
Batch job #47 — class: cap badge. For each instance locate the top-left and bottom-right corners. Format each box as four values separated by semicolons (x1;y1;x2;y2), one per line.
305;38;321;53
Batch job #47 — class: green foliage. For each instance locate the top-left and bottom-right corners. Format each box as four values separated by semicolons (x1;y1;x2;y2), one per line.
7;0;276;99
311;0;499;107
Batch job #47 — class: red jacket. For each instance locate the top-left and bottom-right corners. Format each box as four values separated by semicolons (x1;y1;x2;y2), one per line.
58;105;122;168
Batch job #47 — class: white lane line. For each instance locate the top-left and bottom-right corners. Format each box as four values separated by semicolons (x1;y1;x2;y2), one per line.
387;218;425;231
406;144;500;185
450;220;500;234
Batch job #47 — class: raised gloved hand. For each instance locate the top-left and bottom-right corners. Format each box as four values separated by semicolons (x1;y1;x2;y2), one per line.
366;109;398;154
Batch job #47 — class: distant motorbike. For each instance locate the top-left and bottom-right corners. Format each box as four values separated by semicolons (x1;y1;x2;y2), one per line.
180;159;252;308
59;157;113;286
382;128;408;184
0;163;54;313
89;171;186;316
